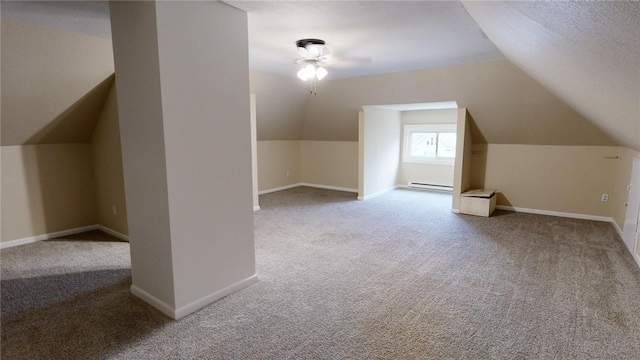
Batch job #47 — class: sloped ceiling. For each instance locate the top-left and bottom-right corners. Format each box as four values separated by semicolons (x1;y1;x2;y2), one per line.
302;59;616;145
226;0;504;79
1;18;115;145
2;1;637;149
462;1;640;151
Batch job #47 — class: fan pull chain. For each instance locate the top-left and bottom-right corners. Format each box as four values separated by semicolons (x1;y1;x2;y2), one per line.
310;77;317;95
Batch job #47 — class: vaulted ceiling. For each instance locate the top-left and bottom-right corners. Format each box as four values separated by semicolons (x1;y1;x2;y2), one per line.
1;1;638;150
462;1;639;150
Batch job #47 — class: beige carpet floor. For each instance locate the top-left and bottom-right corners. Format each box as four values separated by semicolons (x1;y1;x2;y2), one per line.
2;187;639;359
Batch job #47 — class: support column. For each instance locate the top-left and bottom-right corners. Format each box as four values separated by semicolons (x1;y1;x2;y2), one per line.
110;1;256;319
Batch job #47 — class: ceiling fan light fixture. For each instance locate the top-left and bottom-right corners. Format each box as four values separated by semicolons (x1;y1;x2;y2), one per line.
303;63;316;79
308;45;322;57
295;39;329;94
315;66;328;80
297;68;308;81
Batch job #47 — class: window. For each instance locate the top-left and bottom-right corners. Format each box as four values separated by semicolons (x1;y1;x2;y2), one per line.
402;124;456;165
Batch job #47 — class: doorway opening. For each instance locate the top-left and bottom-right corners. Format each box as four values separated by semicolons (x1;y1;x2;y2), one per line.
358;101;473;212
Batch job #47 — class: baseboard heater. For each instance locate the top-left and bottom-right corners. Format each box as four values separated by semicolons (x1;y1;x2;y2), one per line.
407;182;453;192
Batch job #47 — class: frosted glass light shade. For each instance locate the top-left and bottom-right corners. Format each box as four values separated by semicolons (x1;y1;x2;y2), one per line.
297;68;308;81
315;66;328;80
304;64;316;79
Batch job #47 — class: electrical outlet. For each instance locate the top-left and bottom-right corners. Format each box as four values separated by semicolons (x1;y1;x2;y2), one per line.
601;194;609;203
286;170;291;177
112;205;117;215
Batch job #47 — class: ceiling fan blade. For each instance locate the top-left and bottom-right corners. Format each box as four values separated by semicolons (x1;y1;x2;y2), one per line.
329;55;373;68
318;54;331;62
297;47;312;59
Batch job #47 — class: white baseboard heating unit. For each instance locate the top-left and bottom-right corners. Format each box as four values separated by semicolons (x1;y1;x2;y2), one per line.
407;182;453;192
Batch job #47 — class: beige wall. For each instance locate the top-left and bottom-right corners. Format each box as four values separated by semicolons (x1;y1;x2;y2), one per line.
612;147;640;229
1;144;96;242
398;109;457;187
470;144;619;217
250;70;309;141
359;107;401;199
1;19;115;146
257;141;302;191
301;141;358;190
302;60;615;146
90;80;128;236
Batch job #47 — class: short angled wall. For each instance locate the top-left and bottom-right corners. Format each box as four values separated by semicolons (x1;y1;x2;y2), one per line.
470;144;618;218
301;140;358;191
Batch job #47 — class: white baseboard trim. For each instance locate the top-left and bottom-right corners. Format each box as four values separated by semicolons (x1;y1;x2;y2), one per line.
260;182;359;195
258;183;302;195
130;285;176;319
451;208;460;214
611;219;640;268
133;274;259;320
495;205;612;222
611;219;624;239
357;185;400;201
300;183;358;193
253;206;261;211
1;225;98;249
174;274;258;320
97;225;129;242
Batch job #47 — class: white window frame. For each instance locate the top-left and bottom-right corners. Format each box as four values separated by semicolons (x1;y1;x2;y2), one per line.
402;124;457;165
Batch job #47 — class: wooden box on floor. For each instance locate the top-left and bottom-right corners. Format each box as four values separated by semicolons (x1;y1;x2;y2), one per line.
460;189;497;217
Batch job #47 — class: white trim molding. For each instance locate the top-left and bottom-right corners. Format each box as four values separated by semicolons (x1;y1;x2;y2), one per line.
130;285;176;319
611;219;624;239
258;183;302;195
1;224;131;249
495;205;612;222
132;274;259;320
609;218;640;269
97;225;130;242
357;185;400;201
1;225;98;249
173;274;258;319
259;183;359;196
300;183;358;193
253;206;261;211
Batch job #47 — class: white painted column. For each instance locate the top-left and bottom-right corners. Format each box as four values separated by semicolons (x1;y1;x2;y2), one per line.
110;1;256;319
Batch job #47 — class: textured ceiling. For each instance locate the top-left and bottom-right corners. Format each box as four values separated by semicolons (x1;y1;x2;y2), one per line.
2;1;638;150
1;1;504;80
1;1;111;39
462;1;640;151
225;0;504;79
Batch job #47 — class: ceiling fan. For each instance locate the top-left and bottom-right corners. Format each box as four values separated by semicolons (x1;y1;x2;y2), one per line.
295;38;330;94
